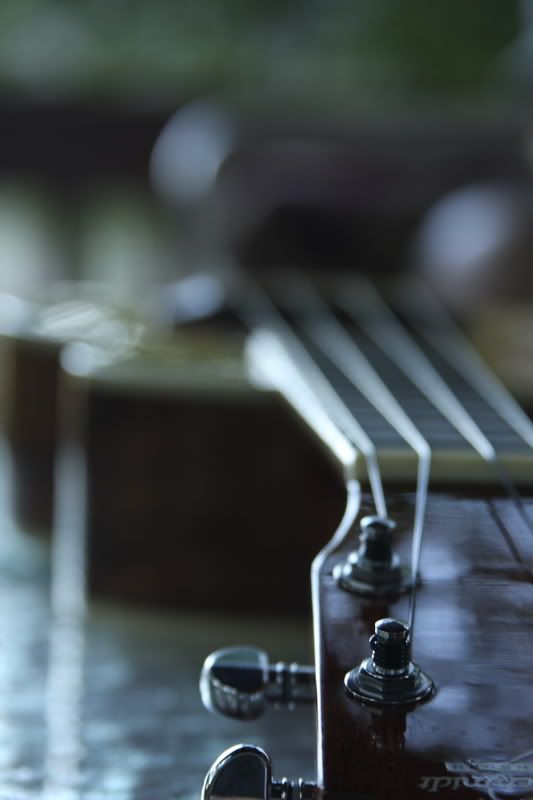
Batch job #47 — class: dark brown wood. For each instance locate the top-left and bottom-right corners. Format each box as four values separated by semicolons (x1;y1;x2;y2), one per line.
0;298;347;613
72;351;345;615
1;296;148;536
4;337;60;534
314;487;533;799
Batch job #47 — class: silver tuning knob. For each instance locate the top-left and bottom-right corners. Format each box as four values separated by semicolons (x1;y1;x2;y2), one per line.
345;618;434;708
333;516;411;596
200;646;315;720
202;744;316;800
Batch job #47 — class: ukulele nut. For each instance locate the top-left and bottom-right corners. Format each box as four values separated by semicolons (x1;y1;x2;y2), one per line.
333;516;411;597
344;618;434;708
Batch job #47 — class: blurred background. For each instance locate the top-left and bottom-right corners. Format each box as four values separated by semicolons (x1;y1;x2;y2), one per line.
0;0;531;295
0;2;532;799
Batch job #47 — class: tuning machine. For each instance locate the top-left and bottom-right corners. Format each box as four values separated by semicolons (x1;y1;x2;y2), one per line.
345;618;434;708
200;646;315;720
202;744;316;800
333;516;412;596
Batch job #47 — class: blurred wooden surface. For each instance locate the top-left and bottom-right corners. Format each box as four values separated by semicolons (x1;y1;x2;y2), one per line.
0;437;315;800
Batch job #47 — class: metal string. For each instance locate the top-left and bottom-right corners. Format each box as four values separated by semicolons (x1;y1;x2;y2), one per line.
224;265;389;519
311;478;361;789
488;498;533;581
338;276;533;577
224;264;532;634
339;278;496;461
272;272;432;634
404;281;533;448
246;329;358;475
401;282;533;541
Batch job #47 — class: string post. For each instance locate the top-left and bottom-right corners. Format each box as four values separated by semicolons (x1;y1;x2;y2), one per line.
344;617;434;709
358;516;397;568
333;516;411;597
371;618;410;675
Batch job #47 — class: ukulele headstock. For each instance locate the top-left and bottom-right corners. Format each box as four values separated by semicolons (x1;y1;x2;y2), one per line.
311;484;533;799
198;275;533;800
200;482;533;800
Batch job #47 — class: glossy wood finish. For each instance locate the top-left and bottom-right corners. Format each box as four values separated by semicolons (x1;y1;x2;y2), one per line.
314;487;533;799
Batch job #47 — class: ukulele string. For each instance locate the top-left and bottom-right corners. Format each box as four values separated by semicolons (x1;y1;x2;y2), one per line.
495;463;532;546
271;271;431;635
224;265;388;519
406;281;533;448
403;282;533;540
246;328;358;474
338;276;533;578
227;265;532;634
488;498;533;581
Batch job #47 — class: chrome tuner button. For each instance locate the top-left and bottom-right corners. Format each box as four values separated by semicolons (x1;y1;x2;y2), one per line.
333;516;411;596
201;744;316;800
200;646;315;720
345;618;434;708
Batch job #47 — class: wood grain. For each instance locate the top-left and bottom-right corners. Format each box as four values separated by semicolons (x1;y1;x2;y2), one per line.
314;488;533;799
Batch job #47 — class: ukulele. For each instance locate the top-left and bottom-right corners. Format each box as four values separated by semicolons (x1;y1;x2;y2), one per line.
197;269;533;800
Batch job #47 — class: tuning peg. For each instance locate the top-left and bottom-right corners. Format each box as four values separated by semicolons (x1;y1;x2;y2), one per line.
201;744;316;800
333;516;411;596
200;646;315;720
345;618;434;708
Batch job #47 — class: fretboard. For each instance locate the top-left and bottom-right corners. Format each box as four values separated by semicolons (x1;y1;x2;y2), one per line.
263;277;533;484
